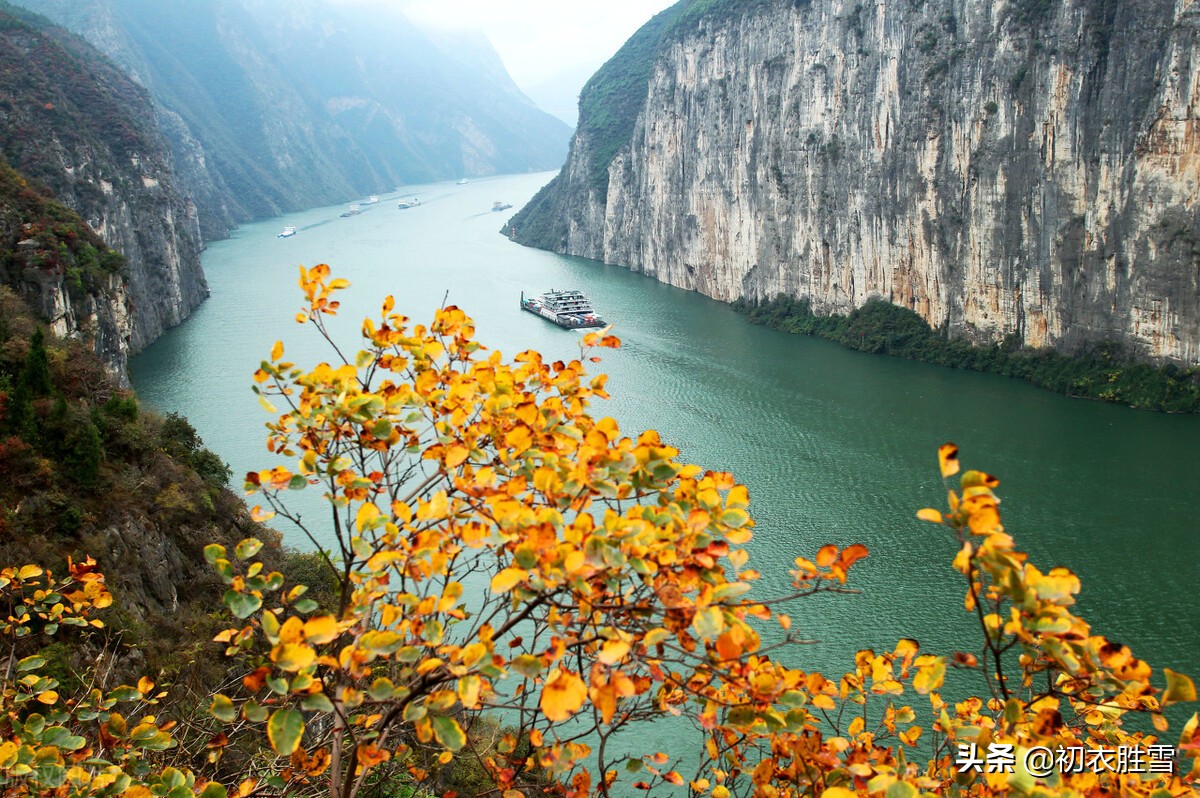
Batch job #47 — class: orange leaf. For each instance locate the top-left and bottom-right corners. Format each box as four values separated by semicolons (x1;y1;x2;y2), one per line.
916;508;943;523
540;669;587;721
839;543;869;568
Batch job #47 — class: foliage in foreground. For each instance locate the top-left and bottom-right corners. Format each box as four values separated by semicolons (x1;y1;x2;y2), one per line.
734;295;1200;413
1;267;1197;798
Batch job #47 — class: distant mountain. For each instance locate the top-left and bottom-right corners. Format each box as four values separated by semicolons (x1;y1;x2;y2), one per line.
15;0;572;239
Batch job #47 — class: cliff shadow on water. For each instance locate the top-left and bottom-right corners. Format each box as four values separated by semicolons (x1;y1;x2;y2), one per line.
735;294;1200;413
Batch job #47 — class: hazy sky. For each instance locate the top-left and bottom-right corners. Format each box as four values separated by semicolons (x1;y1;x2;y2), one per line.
400;0;678;123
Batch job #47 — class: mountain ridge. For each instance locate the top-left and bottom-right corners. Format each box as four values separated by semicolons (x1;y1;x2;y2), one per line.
17;0;573;240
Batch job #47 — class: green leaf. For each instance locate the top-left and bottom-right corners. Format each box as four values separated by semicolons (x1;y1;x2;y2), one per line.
369;678;396;701
209;694;236;723
287;474;307;490
886;781;917;798
511;654;543;678
198;785;228;798
692;606;725;641
235;538;264;560
710;582;751;603
302;693;335;713
40;726;85;751
625;759;644;773
22;713;46;737
213;559;234;584
292;598;319;614
267;708;305;755
108;685;140;702
17;656;45;672
1164;668;1197;706
204;544;226;565
223;590;262;619
243;701;269;723
431;715;466;751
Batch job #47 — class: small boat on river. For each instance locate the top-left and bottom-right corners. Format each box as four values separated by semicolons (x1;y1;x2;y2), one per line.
521;289;606;329
397;197;421;209
278;226;297;238
492;201;513;212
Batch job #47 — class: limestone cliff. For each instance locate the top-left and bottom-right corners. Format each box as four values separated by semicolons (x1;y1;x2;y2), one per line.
0;5;208;375
513;0;1200;366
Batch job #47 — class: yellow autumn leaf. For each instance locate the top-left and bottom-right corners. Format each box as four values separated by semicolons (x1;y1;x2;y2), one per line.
490;567;527;594
916;508;943;523
598;640;630;665
271;340;284;361
444;444;470;468
272;643;316;672
303;616;340;645
356;502;380;532
540;669;587;721
937;443;960;477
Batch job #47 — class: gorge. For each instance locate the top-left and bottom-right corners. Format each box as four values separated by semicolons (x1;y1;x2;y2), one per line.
512;0;1200;370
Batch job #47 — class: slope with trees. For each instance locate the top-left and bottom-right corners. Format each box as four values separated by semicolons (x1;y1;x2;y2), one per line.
1;269;1195;797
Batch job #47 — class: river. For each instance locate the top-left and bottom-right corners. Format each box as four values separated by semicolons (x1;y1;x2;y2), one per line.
132;171;1200;737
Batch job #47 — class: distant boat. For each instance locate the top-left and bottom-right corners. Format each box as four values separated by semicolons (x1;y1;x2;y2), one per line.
278;226;297;238
367;195;379;204
397;197;421;209
340;203;362;218
492;201;513;212
456;179;469;185
520;289;606;329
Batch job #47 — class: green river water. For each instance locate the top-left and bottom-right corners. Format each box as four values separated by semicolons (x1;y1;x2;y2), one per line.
132;172;1200;751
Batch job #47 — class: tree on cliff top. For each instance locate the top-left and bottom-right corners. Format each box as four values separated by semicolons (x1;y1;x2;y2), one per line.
0;266;1196;798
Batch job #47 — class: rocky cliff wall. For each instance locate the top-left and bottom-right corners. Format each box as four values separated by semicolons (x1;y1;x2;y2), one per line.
515;0;1200;366
0;6;208;375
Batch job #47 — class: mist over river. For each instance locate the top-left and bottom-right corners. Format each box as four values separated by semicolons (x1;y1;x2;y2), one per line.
132;172;1200;743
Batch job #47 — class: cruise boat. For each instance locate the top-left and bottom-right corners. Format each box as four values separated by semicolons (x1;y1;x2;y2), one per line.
278;226;297;238
340;203;361;217
520;289;605;329
397;197;421;209
456;179;469;185
367;195;379;204
492;201;513;212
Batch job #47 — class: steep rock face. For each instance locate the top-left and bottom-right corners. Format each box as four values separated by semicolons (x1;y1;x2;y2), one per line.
0;6;207;370
19;0;572;240
514;0;1200;366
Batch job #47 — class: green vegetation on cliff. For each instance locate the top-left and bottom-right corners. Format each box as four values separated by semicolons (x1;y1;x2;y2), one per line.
0;287;259;677
734;294;1200;413
0;158;124;299
575;0;798;198
576;2;685;196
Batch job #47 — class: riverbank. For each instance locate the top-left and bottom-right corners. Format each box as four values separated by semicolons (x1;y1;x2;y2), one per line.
732;295;1200;413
